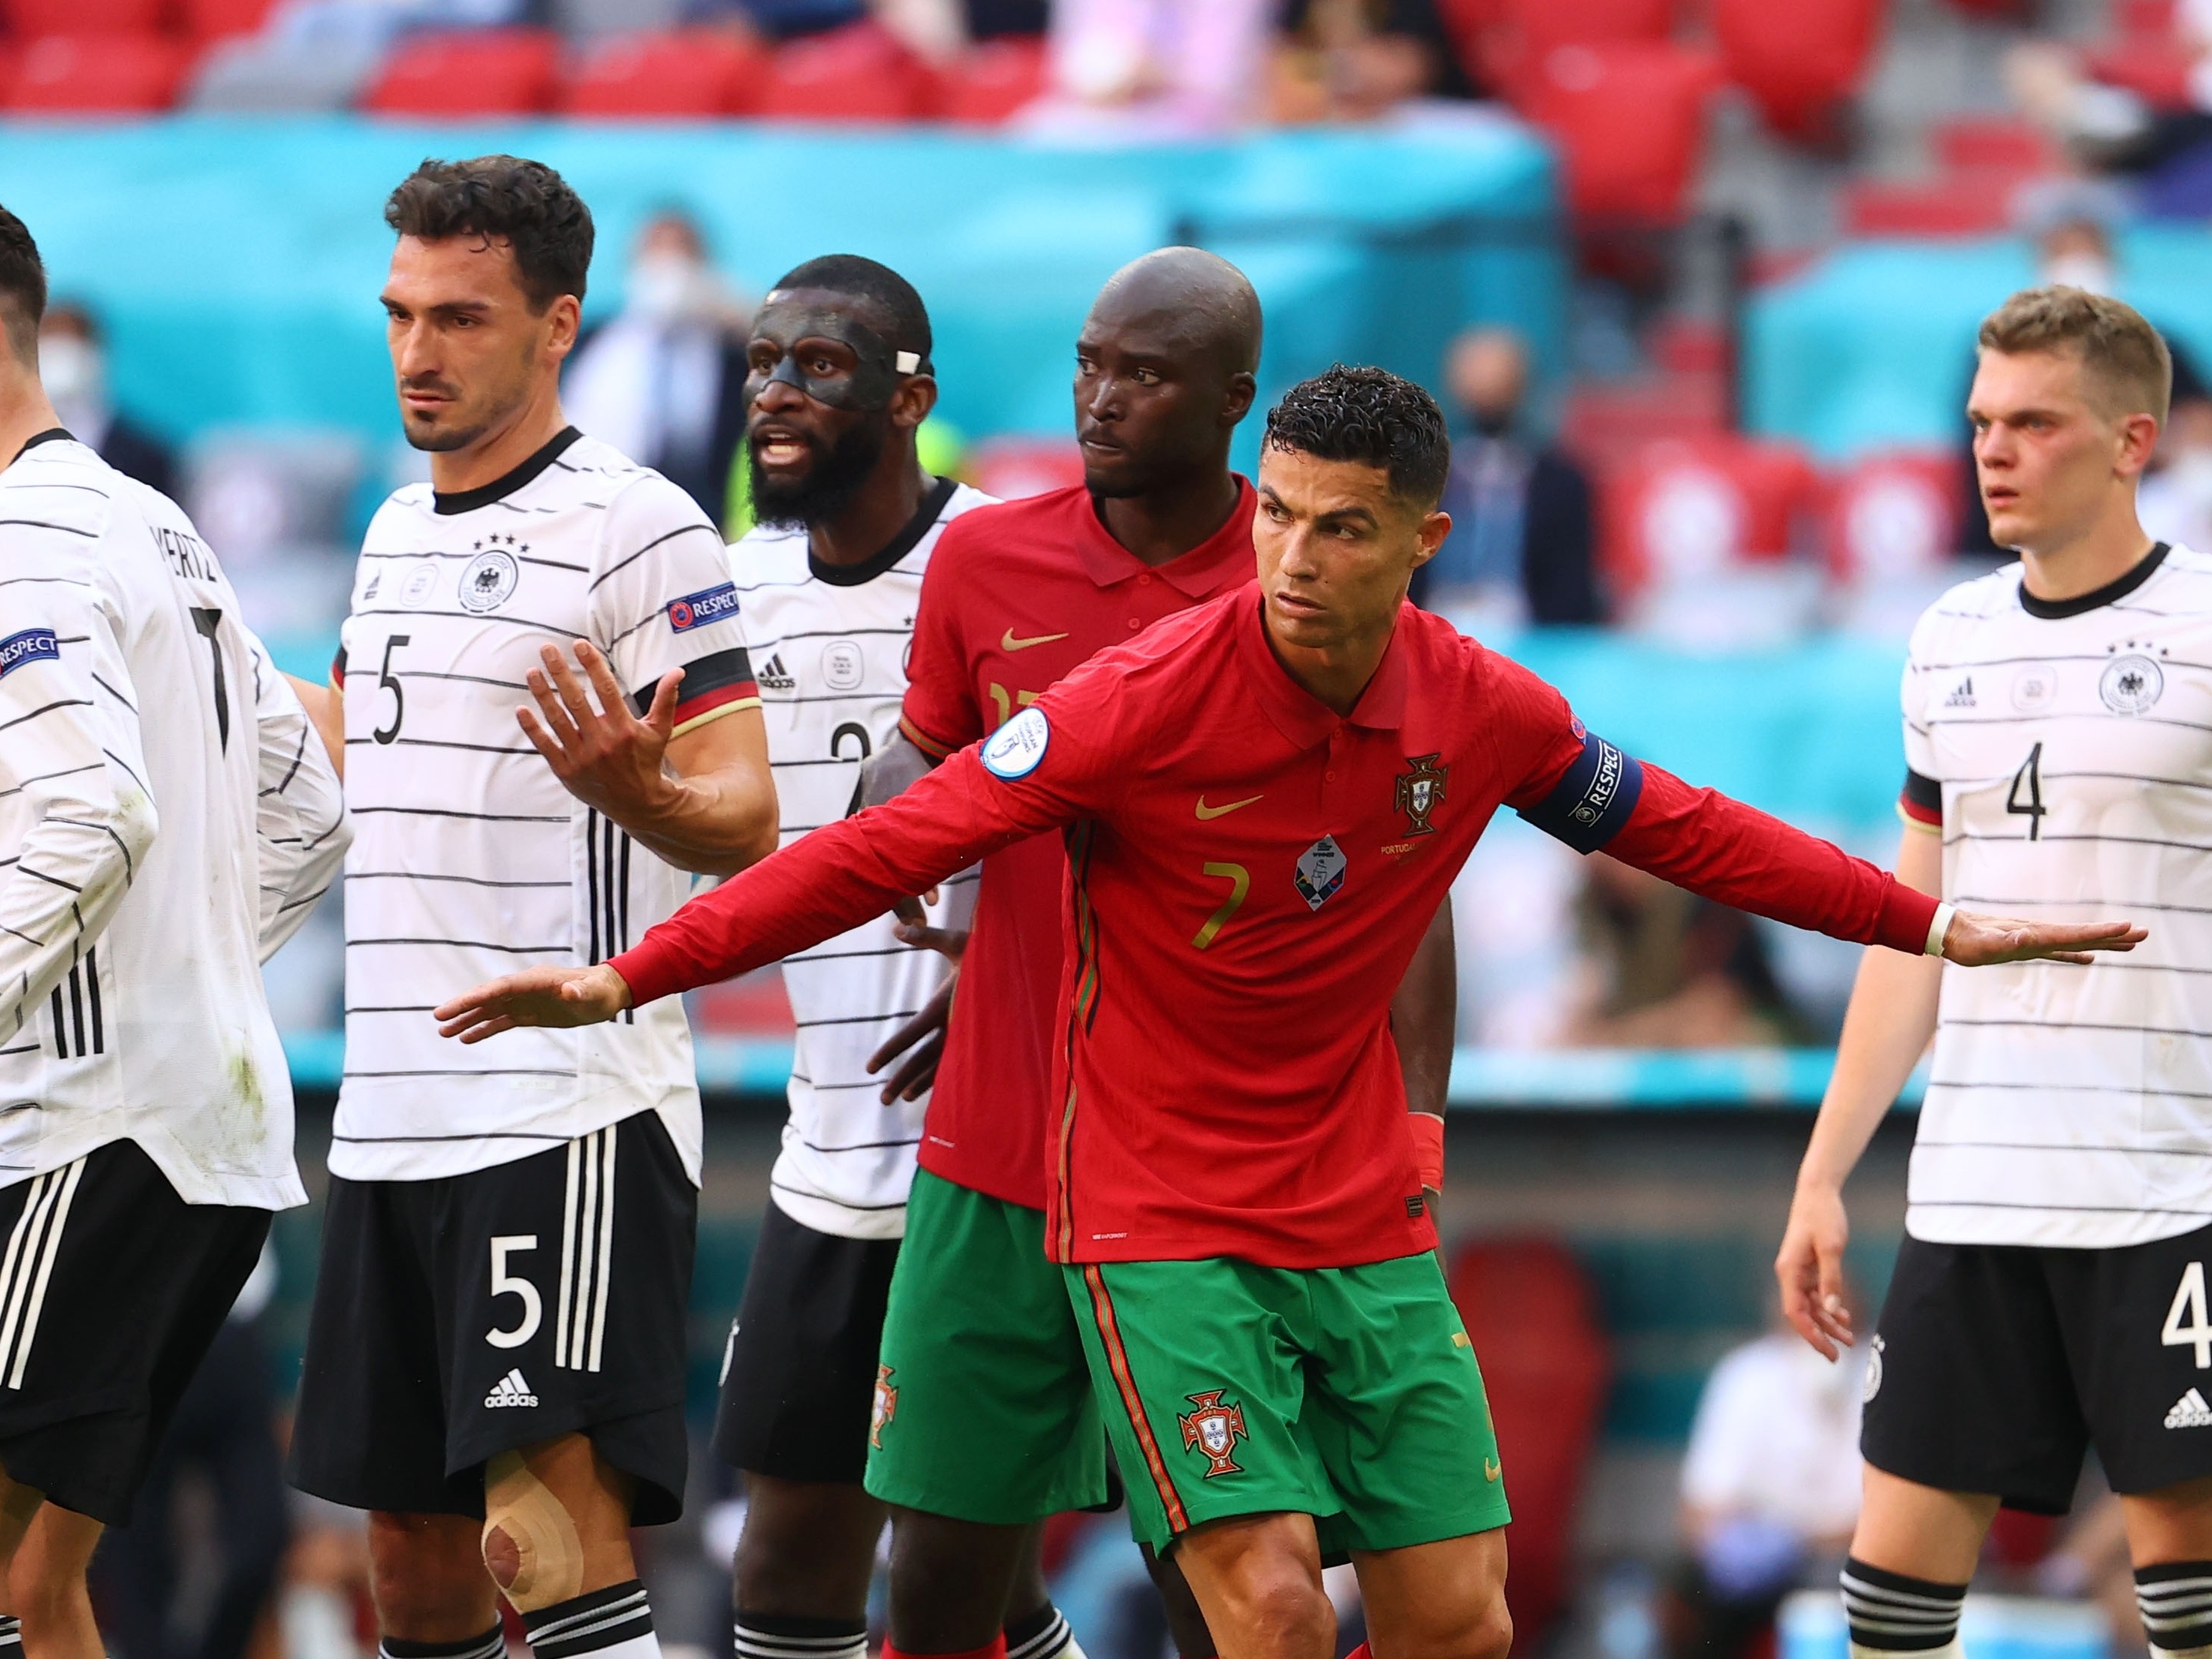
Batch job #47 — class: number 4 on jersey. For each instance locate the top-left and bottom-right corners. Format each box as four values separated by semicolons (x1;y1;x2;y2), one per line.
2165;1260;2211;1369
2006;742;2047;841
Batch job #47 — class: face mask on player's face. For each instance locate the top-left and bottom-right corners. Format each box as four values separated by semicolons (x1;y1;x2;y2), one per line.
743;300;920;414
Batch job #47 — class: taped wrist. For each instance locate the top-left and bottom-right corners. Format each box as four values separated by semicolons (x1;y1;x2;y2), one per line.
2137;1561;2212;1653
1841;1558;1965;1656
1408;1113;1445;1192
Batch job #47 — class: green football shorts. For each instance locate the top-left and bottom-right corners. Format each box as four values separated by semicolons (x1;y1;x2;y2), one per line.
1065;1250;1512;1554
862;1168;1109;1523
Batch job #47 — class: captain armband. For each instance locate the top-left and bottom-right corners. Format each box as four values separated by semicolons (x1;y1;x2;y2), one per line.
1898;767;1943;834
1515;728;1645;854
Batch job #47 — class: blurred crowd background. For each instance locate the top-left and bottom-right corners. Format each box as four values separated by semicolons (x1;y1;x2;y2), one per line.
5;0;2204;1656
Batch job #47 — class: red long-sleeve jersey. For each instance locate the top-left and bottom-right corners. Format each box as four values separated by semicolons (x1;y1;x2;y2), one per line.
614;589;1937;1269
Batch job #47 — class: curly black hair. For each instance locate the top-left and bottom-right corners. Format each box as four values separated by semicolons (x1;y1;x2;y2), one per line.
385;155;594;312
1262;364;1451;509
0;205;44;363
769;253;933;369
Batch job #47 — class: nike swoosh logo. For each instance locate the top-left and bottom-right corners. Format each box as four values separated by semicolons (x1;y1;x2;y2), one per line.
1195;794;1263;820
1484;1458;1501;1483
1001;629;1069;652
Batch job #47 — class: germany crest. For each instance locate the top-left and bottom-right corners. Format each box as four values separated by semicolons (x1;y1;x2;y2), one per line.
870;1364;898;1449
1394;754;1448;837
1178;1390;1248;1477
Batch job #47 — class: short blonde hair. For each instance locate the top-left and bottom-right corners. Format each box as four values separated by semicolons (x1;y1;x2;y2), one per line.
1978;284;2172;423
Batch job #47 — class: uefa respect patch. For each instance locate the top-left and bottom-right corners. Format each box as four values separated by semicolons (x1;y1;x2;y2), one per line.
0;629;59;679
981;706;1049;780
668;582;740;634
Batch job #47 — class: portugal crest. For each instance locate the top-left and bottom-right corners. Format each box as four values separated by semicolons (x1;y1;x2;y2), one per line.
1178;1390;1248;1478
870;1364;898;1448
1394;754;1449;837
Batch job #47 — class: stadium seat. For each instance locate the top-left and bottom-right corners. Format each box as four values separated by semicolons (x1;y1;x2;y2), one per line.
1448;1238;1608;1651
562;30;768;118
929;36;1047;124
3;32;197;113
1476;0;1671;100
1;0;160;31
1931;115;2057;176
967;436;1085;501
754;21;933;123
361;29;562;118
1824;450;1962;584
2083;38;2194;111
1601;433;1819;595
1521;42;1720;223
1841;176;2018;238
179;0;281;38
1713;0;1880;136
1560;375;1728;479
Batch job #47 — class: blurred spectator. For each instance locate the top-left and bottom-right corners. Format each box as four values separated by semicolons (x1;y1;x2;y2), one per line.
2140;395;2212;554
564;211;751;528
2006;31;2212;182
41;302;177;500
1665;1305;1864;1659
1270;0;1476;123
90;1242;290;1659
1024;0;1274;134
1413;326;1600;630
1566;860;1812;1048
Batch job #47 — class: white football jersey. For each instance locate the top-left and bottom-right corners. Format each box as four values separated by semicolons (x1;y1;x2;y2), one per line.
335;430;760;1184
732;478;988;1238
0;433;348;1208
1904;542;2212;1247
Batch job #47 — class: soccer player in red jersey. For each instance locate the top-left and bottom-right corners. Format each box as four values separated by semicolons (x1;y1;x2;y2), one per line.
437;367;2141;1659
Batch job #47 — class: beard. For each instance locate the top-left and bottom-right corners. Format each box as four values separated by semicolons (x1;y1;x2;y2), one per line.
750;420;887;529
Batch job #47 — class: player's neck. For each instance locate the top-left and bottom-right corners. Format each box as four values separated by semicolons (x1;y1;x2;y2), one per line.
2017;497;2157;605
0;366;61;470
1097;464;1242;568
1263;610;1394;717
427;385;570;497
810;448;931;568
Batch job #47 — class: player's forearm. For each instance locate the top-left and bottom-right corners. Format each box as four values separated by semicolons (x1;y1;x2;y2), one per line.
284;673;345;776
1607;764;1938;954
1390;898;1457;1119
608;759;779;877
859;730;938;811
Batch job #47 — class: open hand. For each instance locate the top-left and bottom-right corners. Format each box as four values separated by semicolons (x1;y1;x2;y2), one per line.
1776;1180;1854;1360
866;970;956;1103
1941;911;2146;966
435;963;632;1044
520;641;682;820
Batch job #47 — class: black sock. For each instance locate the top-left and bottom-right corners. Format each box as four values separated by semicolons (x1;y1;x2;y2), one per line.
1841;1558;1966;1654
382;1629;506;1659
0;1616;21;1652
523;1582;655;1659
1005;1605;1072;1659
2139;1562;2212;1651
734;1612;866;1659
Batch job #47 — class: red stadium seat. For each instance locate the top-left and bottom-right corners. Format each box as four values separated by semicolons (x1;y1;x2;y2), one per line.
1448;1239;1609;1652
2115;0;2177;35
754;21;932;123
1;0;161;32
967;437;1085;502
1713;0;1880;136
1601;433;1819;595
3;32;196;112
562;30;767;118
1521;42;1720;223
930;37;1047;124
1841;176;2017;237
179;0;280;38
2083;38;2194;111
1561;375;1728;479
1477;0;1671;99
1824;451;1962;583
362;29;561;118
1931;115;2057;175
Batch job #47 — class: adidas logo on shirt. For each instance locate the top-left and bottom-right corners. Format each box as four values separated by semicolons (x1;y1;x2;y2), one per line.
1944;675;1975;708
757;653;796;693
2166;1388;2212;1429
485;1368;539;1409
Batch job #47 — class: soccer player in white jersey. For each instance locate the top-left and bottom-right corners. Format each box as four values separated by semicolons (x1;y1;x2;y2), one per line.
283;157;778;1659
711;253;995;1659
0;205;348;1657
1775;286;2212;1659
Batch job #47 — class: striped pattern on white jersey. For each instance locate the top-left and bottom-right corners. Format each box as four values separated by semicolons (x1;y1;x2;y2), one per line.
0;1155;82;1388
0;436;343;1208
1905;543;2212;1247
553;1124;617;1372
731;479;989;1239
335;432;757;1185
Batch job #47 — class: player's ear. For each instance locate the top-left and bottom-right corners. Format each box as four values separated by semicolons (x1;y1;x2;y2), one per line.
891;372;937;433
1221;371;1258;429
1411;508;1451;568
2116;410;2160;479
544;293;583;363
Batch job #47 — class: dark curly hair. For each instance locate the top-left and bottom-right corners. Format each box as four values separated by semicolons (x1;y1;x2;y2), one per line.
0;205;44;364
1262;365;1451;509
385;155;593;313
770;253;933;369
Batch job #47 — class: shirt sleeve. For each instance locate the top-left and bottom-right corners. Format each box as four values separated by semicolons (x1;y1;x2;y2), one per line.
245;627;350;961
589;475;761;738
614;652;1129;1004
0;562;159;1039
898;525;982;761
1494;656;1938;956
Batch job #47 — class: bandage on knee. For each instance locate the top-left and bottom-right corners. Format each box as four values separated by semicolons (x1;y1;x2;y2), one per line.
483;1451;586;1610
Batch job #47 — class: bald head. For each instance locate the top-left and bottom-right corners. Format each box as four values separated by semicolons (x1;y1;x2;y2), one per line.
1086;246;1261;378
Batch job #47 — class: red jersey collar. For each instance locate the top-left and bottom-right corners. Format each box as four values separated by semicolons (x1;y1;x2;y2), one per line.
1074;476;1258;598
1233;589;1413;748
